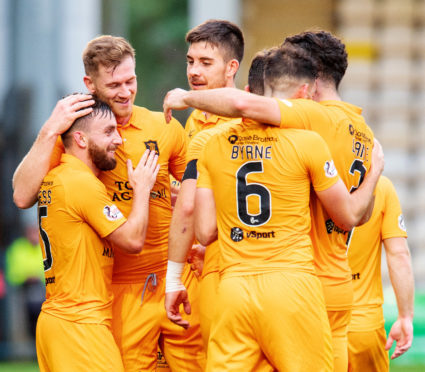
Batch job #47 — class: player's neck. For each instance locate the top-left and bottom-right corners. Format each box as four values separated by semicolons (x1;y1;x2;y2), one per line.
116;113;132;126
314;86;341;102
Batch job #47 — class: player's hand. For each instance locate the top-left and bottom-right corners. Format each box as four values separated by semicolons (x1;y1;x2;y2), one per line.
385;317;413;359
187;244;206;278
163;88;189;123
170;181;181;208
127;150;160;193
370;138;385;175
44;93;95;135
164;290;191;329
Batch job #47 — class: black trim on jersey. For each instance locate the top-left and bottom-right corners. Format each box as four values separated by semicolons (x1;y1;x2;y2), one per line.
182;159;198;181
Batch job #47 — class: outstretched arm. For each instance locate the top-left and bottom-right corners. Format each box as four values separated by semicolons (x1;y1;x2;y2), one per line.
384;237;414;359
13;94;94;208
163;88;281;125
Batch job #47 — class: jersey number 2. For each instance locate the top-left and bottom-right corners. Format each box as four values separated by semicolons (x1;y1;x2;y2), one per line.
349;159;367;193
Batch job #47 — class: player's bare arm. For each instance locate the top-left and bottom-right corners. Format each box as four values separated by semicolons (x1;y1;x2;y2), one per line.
194;187;217;246
163;87;281;125
13;94;94;208
165;178;198;328
105;149;159;253
384;237;414;359
316;140;384;231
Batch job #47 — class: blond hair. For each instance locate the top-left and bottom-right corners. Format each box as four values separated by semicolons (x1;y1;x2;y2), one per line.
82;35;135;77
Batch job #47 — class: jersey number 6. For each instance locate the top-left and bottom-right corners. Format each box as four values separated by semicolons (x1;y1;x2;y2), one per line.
236;161;271;227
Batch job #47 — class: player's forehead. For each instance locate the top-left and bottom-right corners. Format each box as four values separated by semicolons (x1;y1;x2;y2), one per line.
187;41;226;61
91;113;117;133
96;55;136;83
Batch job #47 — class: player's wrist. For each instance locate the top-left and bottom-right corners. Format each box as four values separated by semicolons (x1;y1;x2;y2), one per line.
39;123;60;142
165;260;186;293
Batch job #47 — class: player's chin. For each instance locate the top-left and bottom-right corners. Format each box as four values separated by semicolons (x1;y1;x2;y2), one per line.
190;84;207;91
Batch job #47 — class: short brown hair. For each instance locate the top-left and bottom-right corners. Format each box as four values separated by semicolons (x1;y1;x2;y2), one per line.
82;35;135;77
186;19;244;63
264;46;318;94
283;30;348;88
248;47;277;95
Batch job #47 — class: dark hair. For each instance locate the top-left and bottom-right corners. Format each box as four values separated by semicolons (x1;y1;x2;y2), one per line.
283;30;348;88
264;46;318;92
247;47;279;95
186;19;244;63
61;96;114;148
82;35;135;77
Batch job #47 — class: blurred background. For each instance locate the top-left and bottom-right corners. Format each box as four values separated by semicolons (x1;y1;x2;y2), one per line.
0;0;423;370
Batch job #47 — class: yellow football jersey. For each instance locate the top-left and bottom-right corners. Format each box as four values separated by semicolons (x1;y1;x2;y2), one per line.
185;108;243;141
197;122;340;278
348;176;407;331
100;105;188;282
276;98;374;310
38;154;126;325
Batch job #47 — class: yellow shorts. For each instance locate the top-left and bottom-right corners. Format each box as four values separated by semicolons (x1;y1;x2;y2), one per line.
348;326;389;372
206;271;333;372
36;311;123;372
199;270;219;348
112;266;205;372
327;309;352;372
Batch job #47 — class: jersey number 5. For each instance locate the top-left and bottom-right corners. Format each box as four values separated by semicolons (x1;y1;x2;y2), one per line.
236;161;271;227
38;206;53;271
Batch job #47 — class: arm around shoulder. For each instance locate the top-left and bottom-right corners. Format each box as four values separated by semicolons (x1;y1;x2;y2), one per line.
13;94;94;209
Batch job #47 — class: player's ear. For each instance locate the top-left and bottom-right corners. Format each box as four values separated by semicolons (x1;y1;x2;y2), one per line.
84;75;96;94
226;59;240;79
293;83;310;99
73;131;88;148
244;85;251;93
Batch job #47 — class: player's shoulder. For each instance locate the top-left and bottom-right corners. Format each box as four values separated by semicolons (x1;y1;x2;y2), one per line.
132;105;184;130
281;127;325;142
378;175;396;195
193;122;236;143
324;101;373;133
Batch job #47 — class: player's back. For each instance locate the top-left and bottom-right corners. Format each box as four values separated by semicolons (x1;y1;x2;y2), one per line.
276;98;374;309
312;100;373;308
197;121;339;279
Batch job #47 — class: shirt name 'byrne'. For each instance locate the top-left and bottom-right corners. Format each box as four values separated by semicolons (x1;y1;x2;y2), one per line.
231;145;272;160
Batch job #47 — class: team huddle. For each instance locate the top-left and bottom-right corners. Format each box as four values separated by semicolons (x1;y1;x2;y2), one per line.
12;19;414;372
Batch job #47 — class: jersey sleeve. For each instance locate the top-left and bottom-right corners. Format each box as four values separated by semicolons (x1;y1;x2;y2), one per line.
275;98;329;131
168;117;188;182
381;177;408;240
67;174;127;238
301;132;340;192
